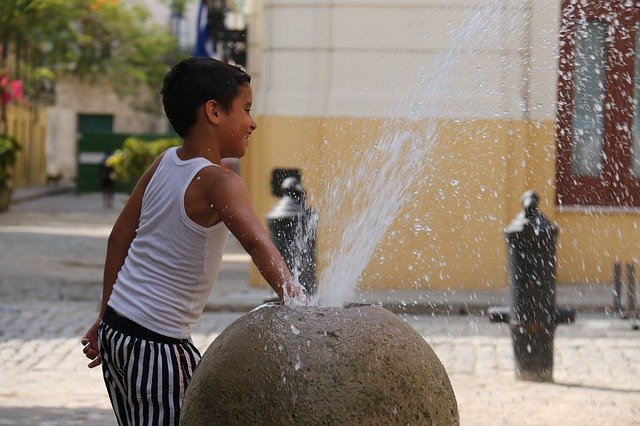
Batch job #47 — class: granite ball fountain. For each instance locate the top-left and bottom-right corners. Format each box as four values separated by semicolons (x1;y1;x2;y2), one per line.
180;303;458;425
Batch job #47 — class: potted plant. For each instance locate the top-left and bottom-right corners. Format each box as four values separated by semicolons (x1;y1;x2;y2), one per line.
0;134;21;212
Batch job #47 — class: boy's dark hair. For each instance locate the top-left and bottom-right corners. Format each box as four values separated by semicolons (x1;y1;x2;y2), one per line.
161;57;251;137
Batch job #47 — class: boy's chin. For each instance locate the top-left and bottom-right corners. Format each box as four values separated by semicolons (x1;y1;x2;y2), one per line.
222;150;244;159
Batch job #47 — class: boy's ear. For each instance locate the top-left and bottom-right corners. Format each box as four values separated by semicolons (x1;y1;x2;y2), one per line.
205;100;222;124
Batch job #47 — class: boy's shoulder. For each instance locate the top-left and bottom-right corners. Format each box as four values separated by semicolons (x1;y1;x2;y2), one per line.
196;165;251;213
199;165;247;195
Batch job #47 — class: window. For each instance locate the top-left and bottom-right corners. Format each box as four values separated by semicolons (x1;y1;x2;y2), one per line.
171;10;190;51
570;20;606;178
556;1;640;207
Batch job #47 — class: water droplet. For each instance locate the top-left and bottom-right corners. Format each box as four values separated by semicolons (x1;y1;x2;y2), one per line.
413;224;432;233
294;354;302;371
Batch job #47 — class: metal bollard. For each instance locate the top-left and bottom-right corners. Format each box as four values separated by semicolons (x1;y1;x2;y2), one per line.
627;263;637;320
266;176;318;295
613;262;623;317
504;190;558;382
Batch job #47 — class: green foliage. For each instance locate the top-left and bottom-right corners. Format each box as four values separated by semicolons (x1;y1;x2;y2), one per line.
0;135;21;189
0;0;190;111
107;137;180;185
168;0;191;14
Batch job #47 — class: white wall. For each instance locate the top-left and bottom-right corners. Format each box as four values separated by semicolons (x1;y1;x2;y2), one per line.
529;0;561;122
255;0;561;121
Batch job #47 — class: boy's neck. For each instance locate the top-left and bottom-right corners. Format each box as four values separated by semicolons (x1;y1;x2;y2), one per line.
179;136;222;165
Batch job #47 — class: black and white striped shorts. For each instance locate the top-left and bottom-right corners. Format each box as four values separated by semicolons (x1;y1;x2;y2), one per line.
98;307;201;425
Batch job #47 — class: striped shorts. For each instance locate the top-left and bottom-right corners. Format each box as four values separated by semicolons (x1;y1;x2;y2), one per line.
97;307;201;425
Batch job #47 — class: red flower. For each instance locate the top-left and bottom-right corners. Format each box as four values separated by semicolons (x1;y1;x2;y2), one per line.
9;80;23;101
0;75;23;107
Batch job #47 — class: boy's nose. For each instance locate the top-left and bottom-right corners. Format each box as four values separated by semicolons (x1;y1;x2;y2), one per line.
250;118;257;131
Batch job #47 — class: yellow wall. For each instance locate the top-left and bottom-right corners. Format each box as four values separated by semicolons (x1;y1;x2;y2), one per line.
244;116;638;290
5;105;47;188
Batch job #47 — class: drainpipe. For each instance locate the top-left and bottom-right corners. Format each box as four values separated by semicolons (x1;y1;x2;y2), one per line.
522;0;534;122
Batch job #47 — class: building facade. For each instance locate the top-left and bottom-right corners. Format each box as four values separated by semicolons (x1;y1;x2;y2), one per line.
242;0;640;290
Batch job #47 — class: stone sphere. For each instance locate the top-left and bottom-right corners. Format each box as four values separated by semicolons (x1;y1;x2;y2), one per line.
181;304;459;425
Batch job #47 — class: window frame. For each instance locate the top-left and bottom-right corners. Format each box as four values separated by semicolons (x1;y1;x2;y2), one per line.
555;0;640;207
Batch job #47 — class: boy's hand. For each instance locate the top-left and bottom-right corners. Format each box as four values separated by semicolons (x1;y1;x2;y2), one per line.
284;283;310;307
81;317;102;368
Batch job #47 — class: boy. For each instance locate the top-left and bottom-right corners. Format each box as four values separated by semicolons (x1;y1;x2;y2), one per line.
81;57;304;425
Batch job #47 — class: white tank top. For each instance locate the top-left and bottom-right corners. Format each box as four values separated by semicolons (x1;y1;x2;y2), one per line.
108;147;228;339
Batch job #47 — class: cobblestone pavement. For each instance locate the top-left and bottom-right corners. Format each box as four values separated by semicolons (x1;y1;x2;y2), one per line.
1;193;639;425
1;302;638;425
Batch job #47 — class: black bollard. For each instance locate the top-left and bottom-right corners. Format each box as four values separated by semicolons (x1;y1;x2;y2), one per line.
627;263;637;321
613;262;623;317
505;190;558;382
266;175;318;295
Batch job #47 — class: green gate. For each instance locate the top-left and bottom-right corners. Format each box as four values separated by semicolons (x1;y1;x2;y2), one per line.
76;133;171;193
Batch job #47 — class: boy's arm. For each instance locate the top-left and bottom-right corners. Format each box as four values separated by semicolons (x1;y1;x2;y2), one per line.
81;154;164;368
207;168;299;300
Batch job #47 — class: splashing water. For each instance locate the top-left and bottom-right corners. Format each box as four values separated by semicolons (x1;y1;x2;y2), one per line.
283;7;504;308
314;130;429;307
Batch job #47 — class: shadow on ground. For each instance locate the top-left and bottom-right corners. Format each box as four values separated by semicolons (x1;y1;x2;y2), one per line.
553;381;640;394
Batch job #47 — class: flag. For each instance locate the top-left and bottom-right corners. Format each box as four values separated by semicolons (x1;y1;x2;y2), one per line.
194;0;215;57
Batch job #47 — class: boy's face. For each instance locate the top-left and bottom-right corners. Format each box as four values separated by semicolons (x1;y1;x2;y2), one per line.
219;84;257;159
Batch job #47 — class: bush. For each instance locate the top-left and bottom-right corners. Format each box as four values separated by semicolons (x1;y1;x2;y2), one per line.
107;137;180;186
0;134;21;190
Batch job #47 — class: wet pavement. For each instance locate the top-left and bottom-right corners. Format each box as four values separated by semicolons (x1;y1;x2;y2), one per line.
0;188;638;425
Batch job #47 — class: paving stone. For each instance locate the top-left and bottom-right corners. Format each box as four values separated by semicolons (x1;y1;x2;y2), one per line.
1;192;639;425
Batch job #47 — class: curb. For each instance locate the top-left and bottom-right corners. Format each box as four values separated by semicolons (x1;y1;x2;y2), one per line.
11;185;75;204
203;301;615;316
